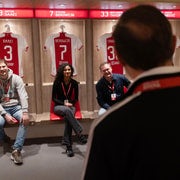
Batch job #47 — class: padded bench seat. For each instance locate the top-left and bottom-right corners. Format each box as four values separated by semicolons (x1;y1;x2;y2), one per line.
50;101;82;121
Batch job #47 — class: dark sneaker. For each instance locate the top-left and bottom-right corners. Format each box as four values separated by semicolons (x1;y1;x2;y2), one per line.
66;146;74;157
11;149;23;165
78;134;87;144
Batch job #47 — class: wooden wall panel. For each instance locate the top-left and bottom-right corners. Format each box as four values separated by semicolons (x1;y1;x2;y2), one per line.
26;86;36;113
42;85;52;112
79;84;88;111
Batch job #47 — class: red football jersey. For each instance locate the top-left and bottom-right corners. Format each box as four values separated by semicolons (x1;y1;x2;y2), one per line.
97;32;123;74
0;32;28;77
44;32;83;76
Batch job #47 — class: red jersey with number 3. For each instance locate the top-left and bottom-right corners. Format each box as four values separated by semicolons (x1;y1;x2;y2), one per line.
0;32;28;77
97;33;123;74
44;32;83;76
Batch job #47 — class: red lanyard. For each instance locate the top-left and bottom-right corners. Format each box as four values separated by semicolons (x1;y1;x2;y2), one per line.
133;76;180;94
61;82;71;99
108;81;115;92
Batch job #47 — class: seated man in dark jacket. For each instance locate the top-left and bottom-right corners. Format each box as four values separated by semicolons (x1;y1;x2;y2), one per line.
96;62;130;115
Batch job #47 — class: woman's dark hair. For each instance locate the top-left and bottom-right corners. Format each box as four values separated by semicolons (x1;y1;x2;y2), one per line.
54;63;74;83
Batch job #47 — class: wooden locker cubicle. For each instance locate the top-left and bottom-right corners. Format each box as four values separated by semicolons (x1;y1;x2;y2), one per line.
0;19;36;114
38;19;87;113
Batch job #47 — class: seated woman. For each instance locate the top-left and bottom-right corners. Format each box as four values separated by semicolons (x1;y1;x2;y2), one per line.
52;63;87;157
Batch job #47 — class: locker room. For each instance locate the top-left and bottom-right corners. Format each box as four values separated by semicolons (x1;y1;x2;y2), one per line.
0;15;179;129
0;0;179;139
0;1;180;179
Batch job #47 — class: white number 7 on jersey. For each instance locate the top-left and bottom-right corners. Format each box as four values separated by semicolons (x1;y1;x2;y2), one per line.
60;45;67;60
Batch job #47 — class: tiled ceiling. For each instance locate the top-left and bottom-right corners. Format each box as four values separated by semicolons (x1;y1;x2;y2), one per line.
0;0;180;10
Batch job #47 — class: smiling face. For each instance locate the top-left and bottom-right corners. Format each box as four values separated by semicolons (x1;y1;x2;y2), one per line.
100;63;113;82
0;60;8;79
63;65;72;79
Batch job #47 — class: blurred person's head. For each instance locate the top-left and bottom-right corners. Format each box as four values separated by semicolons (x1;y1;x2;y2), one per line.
112;5;176;79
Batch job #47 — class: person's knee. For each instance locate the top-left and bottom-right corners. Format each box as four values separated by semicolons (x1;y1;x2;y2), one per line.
54;106;71;116
0;117;5;127
64;107;73;115
98;108;107;116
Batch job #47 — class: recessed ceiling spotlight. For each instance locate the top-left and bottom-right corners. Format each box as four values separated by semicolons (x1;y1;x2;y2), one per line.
58;3;66;7
118;4;122;8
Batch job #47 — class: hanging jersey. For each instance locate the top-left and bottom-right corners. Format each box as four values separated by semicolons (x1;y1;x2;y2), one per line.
44;32;83;76
97;33;123;74
0;32;28;77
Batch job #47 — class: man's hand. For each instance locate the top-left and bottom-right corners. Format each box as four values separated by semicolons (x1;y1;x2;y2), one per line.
4;114;18;124
21;113;30;126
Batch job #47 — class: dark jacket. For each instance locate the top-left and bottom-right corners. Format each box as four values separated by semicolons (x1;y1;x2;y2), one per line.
52;78;78;106
83;67;180;180
96;73;130;109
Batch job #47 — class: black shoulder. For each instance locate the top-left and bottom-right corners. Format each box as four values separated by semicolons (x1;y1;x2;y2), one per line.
71;79;79;84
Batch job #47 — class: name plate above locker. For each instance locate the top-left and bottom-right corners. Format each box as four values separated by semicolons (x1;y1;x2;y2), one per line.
89;10;180;19
35;9;89;18
0;9;34;18
161;10;180;19
89;10;124;19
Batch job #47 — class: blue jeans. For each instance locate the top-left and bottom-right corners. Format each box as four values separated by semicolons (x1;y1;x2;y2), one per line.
0;105;27;151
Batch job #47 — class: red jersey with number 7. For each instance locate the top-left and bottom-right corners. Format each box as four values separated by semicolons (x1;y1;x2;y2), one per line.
44;32;83;76
0;32;28;77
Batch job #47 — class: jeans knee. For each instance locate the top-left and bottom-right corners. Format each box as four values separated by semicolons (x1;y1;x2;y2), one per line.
0;118;5;127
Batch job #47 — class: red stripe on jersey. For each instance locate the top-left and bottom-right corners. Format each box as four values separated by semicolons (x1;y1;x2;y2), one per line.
54;33;72;69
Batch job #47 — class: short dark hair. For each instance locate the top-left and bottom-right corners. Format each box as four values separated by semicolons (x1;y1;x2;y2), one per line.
0;59;7;65
99;62;111;71
112;5;174;70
